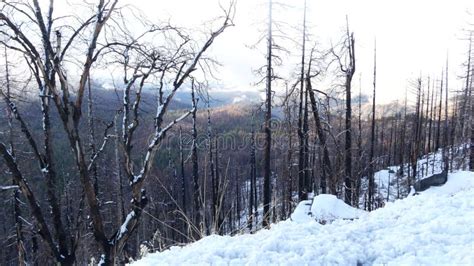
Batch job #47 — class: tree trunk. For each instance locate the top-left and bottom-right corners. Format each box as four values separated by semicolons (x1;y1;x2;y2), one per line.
444;58;450;172
343;20;356;206
248;117;258;232
306;71;333;194
297;0;308;201
191;81;201;239
262;0;273;229
179;126;188;240
368;43;376;211
4;50;27;266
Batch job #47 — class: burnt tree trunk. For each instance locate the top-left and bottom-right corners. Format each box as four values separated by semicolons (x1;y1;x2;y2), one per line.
4;50;27;266
343;20;356;206
262;0;273;229
444;59;450;172
368;43;376;211
297;0;308;201
306;64;333;195
191;81;201;238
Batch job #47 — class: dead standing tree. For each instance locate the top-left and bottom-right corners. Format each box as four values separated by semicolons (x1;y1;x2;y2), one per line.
190;80;202;238
0;1;120;263
262;0;273;229
297;0;310;202
2;47;27;265
367;42;376;211
332;18;356;205
306;48;334;195
0;0;234;264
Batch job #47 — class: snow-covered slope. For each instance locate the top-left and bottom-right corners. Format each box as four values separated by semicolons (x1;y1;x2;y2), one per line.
133;171;474;265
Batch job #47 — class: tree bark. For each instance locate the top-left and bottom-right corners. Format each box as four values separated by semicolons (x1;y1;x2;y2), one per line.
343;20;356;206
368;43;376;211
262;0;273;229
191;81;202;238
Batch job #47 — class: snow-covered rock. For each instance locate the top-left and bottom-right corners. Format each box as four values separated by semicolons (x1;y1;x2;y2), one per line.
290;200;313;223
133;171;474;265
310;194;366;222
291;194;365;223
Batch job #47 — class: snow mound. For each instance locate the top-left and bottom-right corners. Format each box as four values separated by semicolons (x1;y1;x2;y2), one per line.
133;171;474;265
290;200;313;223
291;195;365;223
311;194;366;222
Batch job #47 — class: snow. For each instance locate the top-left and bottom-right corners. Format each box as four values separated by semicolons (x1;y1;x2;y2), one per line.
291;195;365;223
365;147;464;205
131;174;142;185
0;185;19;191
156;104;164;116
98;254;106;266
310;194;366;222
423;170;474;196
290;200;312;223
118;211;136;240
133;171;474;266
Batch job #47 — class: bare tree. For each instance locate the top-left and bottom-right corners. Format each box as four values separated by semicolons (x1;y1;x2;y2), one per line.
190;80;204;239
444;58;450;172
297;0;310;202
2;47;27;266
262;0;273;229
306;49;334;195
368;42;376;211
0;1;234;263
333;17;356;205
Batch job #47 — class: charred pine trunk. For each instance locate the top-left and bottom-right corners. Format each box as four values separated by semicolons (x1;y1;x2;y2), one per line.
436;71;444;152
343;21;356;206
399;92;408;178
4;50;27;266
191;82;201;238
449;95;458;171
411;78;423;184
424;80;430;155
179;126;188;239
215;142;224;234
262;0;273;228
87;76;99;194
248;119;257;232
444;59;450;172
459;35;472;143
297;0;308;201
428;78;435;154
207;101;218;234
284;98;294;215
368;44;376;211
355;76;363;205
306;64;333;194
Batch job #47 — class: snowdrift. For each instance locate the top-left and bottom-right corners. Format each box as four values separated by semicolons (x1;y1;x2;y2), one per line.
133;171;474;265
291;194;365;223
311;194;366;222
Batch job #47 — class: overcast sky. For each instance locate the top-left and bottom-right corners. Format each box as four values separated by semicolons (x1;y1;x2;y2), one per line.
62;0;470;104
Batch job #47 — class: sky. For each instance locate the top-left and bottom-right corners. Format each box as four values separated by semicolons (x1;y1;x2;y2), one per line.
64;0;474;104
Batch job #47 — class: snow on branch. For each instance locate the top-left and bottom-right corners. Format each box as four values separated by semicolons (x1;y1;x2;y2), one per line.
88;122;114;171
1;185;19;191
